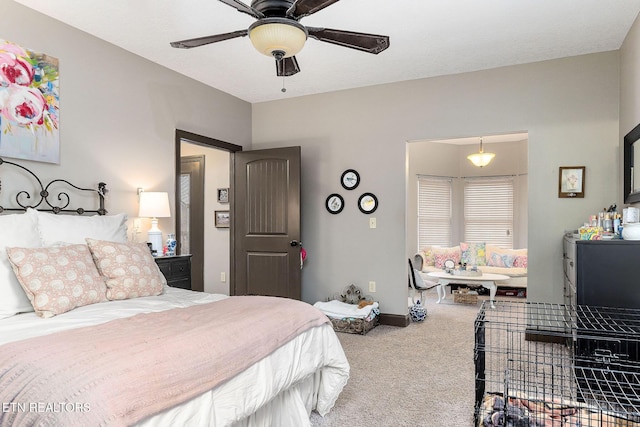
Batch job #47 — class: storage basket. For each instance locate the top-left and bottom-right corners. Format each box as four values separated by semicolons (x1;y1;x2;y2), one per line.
325;284;379;335
329;315;379;335
453;287;478;304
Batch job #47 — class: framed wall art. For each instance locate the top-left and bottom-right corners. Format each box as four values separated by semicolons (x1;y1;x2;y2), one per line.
217;188;229;203
558;166;585;198
325;193;344;214
214;210;230;228
0;39;60;164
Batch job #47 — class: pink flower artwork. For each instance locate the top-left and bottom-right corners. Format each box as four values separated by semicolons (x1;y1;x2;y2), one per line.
0;39;59;164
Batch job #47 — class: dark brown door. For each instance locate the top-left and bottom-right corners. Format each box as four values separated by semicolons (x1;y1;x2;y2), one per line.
179;155;205;292
232;146;301;299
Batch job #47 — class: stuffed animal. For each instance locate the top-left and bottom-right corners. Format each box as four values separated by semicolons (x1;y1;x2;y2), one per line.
358;300;374;309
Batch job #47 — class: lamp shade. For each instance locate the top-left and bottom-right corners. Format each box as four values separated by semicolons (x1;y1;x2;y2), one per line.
467;138;495;168
138;192;171;218
249;19;307;59
467;152;496;168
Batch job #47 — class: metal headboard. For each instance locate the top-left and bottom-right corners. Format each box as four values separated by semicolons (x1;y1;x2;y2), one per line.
0;157;107;215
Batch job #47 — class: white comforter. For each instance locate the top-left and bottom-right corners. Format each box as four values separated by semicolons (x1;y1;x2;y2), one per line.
0;287;350;427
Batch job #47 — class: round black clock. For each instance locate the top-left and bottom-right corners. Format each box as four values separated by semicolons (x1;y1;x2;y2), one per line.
325;193;345;214
358;193;378;214
340;169;360;190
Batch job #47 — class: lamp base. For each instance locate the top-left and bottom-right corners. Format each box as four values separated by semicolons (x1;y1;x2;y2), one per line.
147;230;163;256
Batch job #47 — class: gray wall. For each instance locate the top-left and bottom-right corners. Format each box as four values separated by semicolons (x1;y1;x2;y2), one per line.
3;0;631;317
621;12;640;207
0;0;251;239
253;52;620;316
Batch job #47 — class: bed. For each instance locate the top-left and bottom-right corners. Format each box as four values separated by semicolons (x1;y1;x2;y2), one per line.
0;158;350;426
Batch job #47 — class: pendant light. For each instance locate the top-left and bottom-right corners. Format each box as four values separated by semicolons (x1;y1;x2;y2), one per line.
467;137;495;168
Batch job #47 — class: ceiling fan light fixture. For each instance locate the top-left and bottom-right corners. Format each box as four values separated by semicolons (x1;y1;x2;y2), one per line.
467;138;495;167
249;19;307;59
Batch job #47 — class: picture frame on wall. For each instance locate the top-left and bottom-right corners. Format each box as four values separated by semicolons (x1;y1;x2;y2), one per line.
217;188;229;203
558;166;585;198
215;210;230;228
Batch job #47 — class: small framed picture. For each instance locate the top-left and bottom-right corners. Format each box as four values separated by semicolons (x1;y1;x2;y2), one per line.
217;188;229;203
558;166;585;198
214;210;230;228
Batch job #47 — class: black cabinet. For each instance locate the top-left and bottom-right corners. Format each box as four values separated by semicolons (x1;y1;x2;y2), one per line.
564;237;640;396
155;255;192;290
574;239;640;308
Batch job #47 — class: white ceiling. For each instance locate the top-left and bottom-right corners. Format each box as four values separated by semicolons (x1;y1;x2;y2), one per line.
13;0;640;104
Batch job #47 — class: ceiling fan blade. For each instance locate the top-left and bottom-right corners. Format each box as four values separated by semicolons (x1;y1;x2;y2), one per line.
276;56;300;77
217;0;265;19
287;0;341;19
307;27;389;54
170;30;248;49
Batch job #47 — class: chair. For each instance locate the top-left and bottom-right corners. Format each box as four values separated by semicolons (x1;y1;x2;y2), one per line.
408;258;438;305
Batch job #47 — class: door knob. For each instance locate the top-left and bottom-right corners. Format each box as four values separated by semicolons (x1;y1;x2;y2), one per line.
289;240;300;247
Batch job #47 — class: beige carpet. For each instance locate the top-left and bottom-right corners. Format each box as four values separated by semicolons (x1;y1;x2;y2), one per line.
311;290;500;427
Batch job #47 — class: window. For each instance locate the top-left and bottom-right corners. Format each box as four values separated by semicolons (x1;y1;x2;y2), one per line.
417;176;452;249
463;177;514;248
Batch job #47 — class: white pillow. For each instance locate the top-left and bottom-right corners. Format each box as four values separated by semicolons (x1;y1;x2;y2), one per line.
35;211;128;246
0;209;40;319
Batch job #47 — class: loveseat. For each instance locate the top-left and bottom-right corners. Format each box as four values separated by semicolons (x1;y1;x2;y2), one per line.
413;243;527;289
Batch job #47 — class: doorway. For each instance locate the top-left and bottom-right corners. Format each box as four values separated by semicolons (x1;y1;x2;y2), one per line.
179;155;205;290
175;130;242;293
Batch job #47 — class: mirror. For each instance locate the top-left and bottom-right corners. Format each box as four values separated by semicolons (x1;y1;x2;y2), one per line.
624;122;640;204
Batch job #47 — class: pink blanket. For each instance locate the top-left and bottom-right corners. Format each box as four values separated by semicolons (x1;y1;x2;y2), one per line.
0;295;329;426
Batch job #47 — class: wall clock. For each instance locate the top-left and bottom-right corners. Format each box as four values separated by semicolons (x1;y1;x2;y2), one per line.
325;193;345;214
358;193;378;214
341;169;360;190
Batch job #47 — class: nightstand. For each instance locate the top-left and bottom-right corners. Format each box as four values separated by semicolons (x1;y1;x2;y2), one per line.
155;254;192;290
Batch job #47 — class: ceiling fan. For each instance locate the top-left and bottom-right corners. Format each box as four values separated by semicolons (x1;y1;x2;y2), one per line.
170;0;390;77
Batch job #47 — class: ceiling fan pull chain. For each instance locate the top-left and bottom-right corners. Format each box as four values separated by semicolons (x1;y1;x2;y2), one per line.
281;76;287;93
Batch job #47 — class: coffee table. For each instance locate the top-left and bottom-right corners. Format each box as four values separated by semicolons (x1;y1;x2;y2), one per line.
426;271;510;308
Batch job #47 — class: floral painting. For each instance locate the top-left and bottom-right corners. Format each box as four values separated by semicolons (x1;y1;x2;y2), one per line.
0;39;59;164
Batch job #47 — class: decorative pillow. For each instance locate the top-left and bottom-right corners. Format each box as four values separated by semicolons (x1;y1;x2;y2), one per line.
432;246;461;269
35;211;128;246
513;255;528;269
485;245;527;269
460;242;486;266
487;252;515;268
421;246;435;267
86;238;165;301
0;209;40;319
6;244;107;318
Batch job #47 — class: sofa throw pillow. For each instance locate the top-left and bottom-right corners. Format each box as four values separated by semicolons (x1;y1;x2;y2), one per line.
86;238;165;301
421;246;435;267
460;242;486;266
513;255;528;268
487;252;515;268
432;246;461;269
6;244;108;318
0;209;40;319
486;245;527;269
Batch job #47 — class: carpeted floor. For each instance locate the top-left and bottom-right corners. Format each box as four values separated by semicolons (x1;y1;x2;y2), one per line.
311;289;502;427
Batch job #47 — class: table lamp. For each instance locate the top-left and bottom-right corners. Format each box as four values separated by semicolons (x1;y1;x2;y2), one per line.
138;191;171;256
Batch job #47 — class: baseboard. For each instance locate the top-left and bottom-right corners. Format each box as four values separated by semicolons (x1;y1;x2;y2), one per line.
379;313;410;327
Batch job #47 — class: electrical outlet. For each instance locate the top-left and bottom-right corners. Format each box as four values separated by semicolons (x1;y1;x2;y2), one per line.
220;272;226;282
369;281;376;293
133;219;141;233
369;217;376;228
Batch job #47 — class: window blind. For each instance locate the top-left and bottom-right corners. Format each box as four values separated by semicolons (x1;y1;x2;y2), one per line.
417;176;452;249
463;177;514;248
